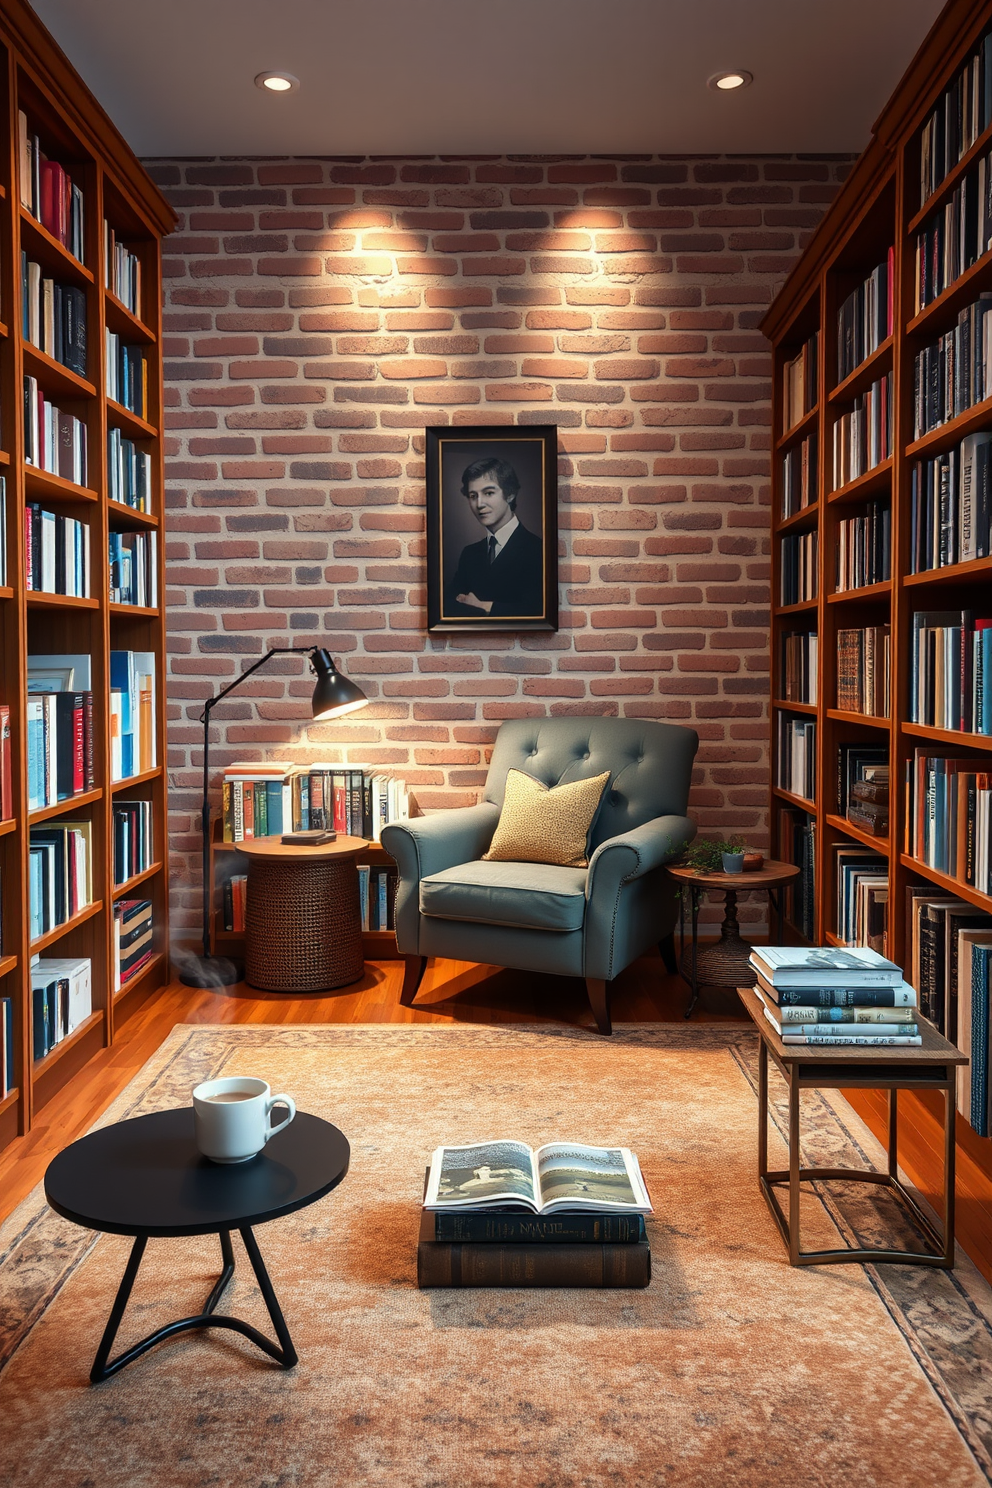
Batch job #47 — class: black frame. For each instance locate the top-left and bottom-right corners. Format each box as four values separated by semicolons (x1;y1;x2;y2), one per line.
425;424;558;632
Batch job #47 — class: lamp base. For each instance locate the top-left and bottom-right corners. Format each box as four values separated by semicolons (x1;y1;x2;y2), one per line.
177;954;243;989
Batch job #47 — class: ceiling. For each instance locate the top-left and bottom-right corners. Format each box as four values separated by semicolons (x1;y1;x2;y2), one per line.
30;0;946;159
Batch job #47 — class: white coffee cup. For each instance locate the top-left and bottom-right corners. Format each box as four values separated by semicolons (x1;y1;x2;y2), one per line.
192;1076;296;1164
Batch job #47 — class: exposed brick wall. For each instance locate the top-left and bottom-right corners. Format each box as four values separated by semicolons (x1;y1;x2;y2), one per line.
153;153;852;941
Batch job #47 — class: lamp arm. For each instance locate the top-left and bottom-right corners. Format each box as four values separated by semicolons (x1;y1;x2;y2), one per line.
198;646;316;724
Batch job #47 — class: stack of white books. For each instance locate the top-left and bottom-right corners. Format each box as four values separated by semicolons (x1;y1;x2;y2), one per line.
751;946;923;1046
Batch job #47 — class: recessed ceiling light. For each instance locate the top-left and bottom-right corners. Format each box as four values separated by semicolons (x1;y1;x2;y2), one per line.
255;72;300;93
708;70;753;92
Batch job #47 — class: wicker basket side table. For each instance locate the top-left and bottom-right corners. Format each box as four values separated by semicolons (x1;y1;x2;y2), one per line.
238;836;368;993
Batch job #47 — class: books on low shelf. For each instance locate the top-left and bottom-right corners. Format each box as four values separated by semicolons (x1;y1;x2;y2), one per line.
25;505;90;596
418;1139;652;1289
105;333;147;418
909;609;992;735
782;332;818;432
835;501;890;591
107;428;152;512
751;946;922;1045
957;931;992;1137
834;844;888;952
109;529;157;607
23;377;87;485
910;433;992;571
1;997;12;1098
30;955;91;1061
113;898;152;991
17;111;84;260
357;863;398;932
104;221;141;317
28;821;91;941
907;887;992;1035
836;625;890;718
21;253;87;376
110;650;156;782
832;373;892;489
780;530;817;606
778;805;816;940
26;653;96;810
836;252;893;381
222;874;247;934
221;762;410;844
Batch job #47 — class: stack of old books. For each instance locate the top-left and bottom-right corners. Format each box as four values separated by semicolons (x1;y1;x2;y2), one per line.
751;946;921;1045
417;1138;652;1288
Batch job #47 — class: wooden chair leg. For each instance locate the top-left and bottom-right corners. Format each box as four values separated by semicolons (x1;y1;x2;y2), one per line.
585;978;613;1036
400;955;428;1007
659;933;678;975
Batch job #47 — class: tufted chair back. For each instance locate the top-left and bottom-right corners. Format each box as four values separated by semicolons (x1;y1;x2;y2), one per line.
483;716;698;855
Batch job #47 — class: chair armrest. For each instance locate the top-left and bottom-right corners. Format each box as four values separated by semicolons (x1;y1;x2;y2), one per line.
586;814;696;902
381;803;501;883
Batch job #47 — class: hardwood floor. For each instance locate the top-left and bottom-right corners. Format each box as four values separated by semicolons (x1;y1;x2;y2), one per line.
0;952;737;1225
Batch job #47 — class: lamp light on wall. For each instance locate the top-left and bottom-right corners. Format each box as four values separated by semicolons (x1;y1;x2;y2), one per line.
708;70;753;91
178;646;368;988
255;71;300;93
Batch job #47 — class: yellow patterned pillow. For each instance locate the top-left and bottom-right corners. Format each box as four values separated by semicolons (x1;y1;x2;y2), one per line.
483;768;611;868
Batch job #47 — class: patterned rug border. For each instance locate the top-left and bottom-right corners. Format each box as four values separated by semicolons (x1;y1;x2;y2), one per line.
2;1019;991;1483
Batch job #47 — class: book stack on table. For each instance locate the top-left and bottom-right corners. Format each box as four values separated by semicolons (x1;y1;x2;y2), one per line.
417;1139;652;1289
752;946;922;1046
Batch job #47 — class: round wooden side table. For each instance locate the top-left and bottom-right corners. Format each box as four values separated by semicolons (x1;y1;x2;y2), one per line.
665;859;801;1018
237;835;368;993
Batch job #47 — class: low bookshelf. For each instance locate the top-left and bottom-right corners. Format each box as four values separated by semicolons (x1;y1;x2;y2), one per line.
763;0;992;1281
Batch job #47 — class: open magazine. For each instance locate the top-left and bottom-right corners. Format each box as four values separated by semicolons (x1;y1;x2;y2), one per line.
424;1140;652;1214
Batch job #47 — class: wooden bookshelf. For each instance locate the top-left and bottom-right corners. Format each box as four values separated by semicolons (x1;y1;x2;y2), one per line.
0;2;174;1152
763;0;992;1281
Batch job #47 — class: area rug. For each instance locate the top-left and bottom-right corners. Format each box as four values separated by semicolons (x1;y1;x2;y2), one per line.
1;1023;992;1488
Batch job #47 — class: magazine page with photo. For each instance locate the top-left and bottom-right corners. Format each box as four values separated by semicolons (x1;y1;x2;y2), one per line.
424;1140;652;1214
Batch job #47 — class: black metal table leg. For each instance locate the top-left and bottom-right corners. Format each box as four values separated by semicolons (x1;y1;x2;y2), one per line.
683;884;701;1018
90;1227;298;1383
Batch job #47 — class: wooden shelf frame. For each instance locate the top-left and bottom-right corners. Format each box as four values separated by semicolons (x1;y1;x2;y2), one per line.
762;0;992;1286
0;2;175;1152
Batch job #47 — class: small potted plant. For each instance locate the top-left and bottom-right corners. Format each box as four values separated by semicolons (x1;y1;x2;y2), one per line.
721;841;746;874
680;835;748;875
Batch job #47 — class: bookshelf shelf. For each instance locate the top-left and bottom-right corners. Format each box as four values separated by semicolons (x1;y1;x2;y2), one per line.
828;335;893;404
0;0;175;1167
107;400;158;440
113;862;162;896
31;1009;102;1075
30;899;104;954
113;952;166;1004
827;459;892;506
108;602;159;618
110;767;162;793
773;698;818;715
21;341;96;401
773;599;818;618
763;0;992;1285
774;503;819;535
0;1088;18;1119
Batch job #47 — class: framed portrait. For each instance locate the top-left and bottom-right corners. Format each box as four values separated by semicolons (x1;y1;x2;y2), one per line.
425;425;558;633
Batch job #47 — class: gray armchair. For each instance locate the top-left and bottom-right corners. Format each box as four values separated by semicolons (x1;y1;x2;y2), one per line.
381;716;698;1034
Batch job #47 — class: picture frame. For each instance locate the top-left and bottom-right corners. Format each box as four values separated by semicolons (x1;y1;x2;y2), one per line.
425;425;558;633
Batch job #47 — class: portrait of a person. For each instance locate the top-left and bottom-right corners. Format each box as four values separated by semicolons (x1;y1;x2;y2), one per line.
442;456;545;620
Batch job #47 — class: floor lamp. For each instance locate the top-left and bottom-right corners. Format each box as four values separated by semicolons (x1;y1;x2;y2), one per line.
179;647;369;988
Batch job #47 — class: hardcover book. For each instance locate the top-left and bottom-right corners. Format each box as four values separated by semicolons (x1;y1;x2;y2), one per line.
424;1140;652;1215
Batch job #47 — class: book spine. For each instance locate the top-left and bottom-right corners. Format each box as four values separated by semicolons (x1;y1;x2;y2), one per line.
416;1242;651;1289
431;1213;648;1244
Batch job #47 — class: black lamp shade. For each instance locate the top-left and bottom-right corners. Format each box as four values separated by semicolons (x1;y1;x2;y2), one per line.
309;649;369;720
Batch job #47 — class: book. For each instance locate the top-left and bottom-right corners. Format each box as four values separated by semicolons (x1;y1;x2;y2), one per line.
754;984;917;1025
749;946;902;987
779;530;818;606
281;829;335;845
425;1210;648;1244
417;1229;652;1289
424;1140;652;1215
832;373;892;489
759;981;917;1008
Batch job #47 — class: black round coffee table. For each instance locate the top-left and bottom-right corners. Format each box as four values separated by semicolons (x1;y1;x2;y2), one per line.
45;1108;350;1382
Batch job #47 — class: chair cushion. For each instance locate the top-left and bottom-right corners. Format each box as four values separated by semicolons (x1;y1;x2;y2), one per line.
482;767;610;867
419;859;588;933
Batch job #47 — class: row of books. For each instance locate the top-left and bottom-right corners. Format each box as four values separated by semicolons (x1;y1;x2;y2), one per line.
919;30;992;206
907;749;992;892
836;252;893;382
911;895;992;1137
104;222;142;318
845;768;889;842
753;946;920;1046
909;609;992;735
29;821;91;942
0;998;12;1098
781;433;817;519
0;706;10;820
110;651;156;783
221;763;411;843
17;111;84;261
105;334;147;419
838;743;888;816
109;530;157;608
831;373;892;490
358;865;398;932
31;956;92;1062
222;874;247;933
775;713;815;802
24;377;88;486
21;255;87;378
779;630;817;704
113;898;153;991
779;530;817;606
835;500;890;591
835;850;888;949
910;433;992;572
26;691;96;810
913;294;992;439
782;332;818;432
778;805;816;939
113;799;153;889
915;147;992;315
107;428;153;512
25;505;90;597
836;624;890;719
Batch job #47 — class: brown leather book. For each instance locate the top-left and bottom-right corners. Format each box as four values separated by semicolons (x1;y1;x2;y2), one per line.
417;1234;651;1290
